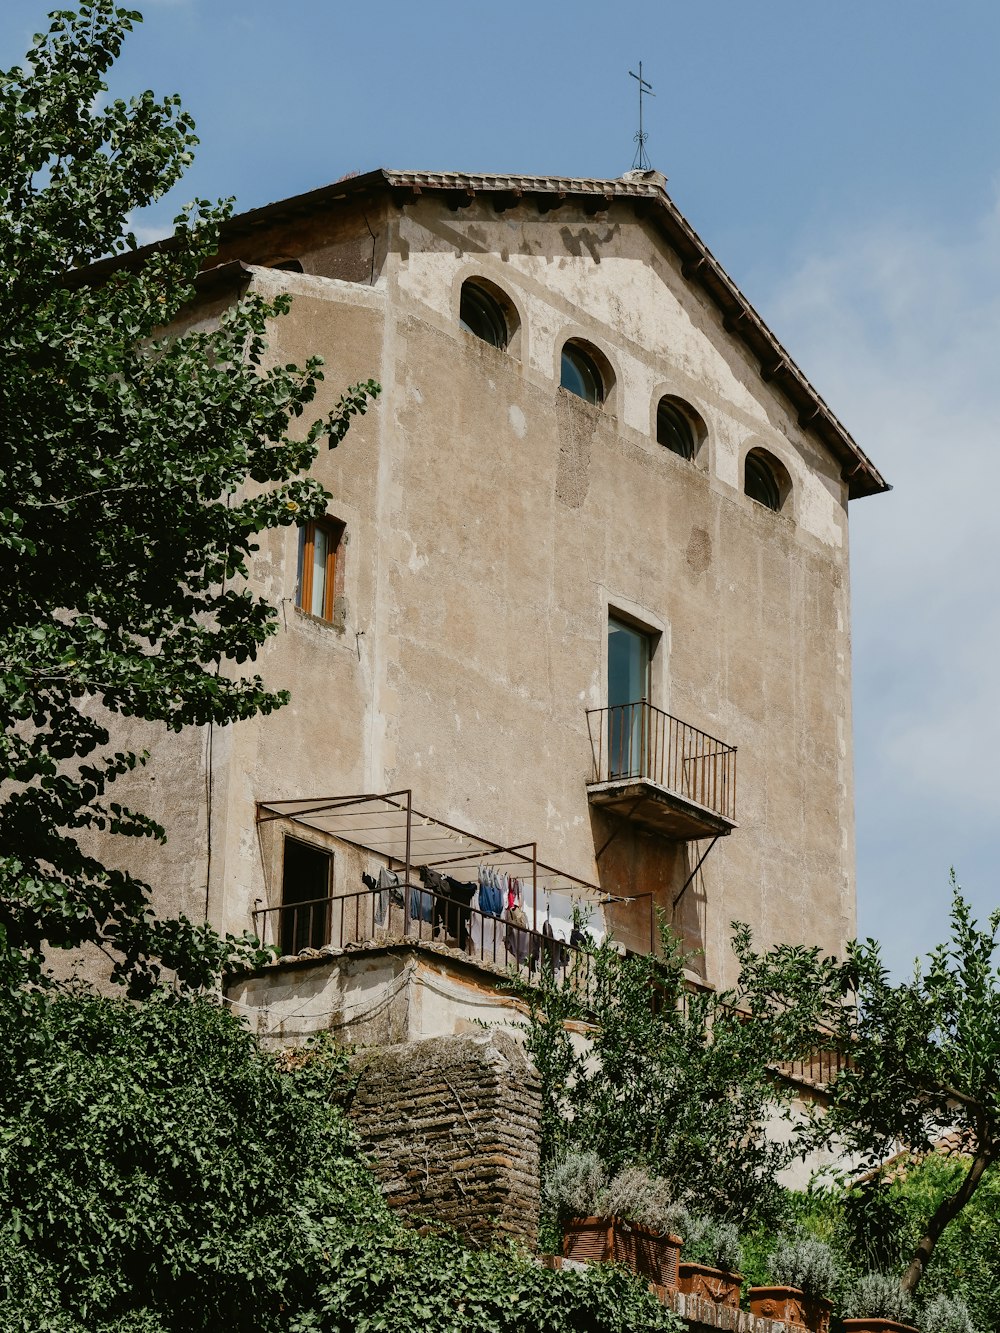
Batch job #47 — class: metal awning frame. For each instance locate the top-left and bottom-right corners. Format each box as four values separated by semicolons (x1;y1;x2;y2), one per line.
256;789;611;938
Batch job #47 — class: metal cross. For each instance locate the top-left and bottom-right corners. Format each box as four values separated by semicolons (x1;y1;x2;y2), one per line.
629;62;655;171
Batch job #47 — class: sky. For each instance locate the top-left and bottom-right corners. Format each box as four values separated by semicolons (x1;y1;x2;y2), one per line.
3;0;999;977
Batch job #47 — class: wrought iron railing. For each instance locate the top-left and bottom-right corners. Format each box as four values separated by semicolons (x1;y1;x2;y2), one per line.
252;886;596;996
586;701;736;823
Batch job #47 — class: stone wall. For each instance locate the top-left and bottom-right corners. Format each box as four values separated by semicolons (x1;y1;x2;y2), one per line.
348;1031;541;1246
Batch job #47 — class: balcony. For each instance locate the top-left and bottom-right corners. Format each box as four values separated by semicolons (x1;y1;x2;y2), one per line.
586;702;737;840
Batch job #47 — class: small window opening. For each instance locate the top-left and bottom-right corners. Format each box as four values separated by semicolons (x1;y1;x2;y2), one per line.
459;280;509;348
744;449;786;512
262;255;304;273
656;398;697;460
280;839;331;955
561;341;605;405
296;517;344;622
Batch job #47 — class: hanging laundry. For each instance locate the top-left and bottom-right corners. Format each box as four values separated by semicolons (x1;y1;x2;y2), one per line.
477;865;503;918
418;866;476;949
505;904;531;965
362;866;404;926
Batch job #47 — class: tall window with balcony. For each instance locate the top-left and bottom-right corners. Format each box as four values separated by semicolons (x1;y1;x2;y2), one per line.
607;617;652;778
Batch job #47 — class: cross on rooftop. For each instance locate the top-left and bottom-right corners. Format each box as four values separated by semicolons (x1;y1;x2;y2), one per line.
629;62;655;171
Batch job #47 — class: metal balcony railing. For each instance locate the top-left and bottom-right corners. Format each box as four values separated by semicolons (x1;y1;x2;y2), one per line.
586;701;737;824
252;886;597;998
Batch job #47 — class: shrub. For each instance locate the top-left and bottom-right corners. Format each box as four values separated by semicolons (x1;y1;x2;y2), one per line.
671;1207;743;1272
543;1154;691;1237
601;1167;663;1229
921;1293;979;1333
841;1272;916;1324
543;1150;608;1220
769;1236;839;1299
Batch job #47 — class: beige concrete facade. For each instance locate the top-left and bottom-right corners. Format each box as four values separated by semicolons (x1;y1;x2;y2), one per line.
96;169;886;994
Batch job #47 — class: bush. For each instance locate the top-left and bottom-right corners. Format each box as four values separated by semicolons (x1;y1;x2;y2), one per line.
673;1208;743;1273
769;1236;839;1299
920;1293;979;1333
602;1167;675;1233
0;993;688;1333
543;1151;609;1220
841;1272;916;1324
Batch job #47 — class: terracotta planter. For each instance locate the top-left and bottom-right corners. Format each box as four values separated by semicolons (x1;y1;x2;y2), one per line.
749;1287;835;1333
804;1295;834;1333
749;1285;809;1327
678;1261;742;1309
563;1216;682;1288
841;1321;920;1333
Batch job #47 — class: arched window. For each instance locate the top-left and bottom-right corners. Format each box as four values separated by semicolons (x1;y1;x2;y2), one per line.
744;448;789;512
560;339;607;405
656;397;699;460
459;279;510;349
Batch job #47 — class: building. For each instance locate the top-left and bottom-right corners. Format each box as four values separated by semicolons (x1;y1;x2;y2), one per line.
96;167;888;1037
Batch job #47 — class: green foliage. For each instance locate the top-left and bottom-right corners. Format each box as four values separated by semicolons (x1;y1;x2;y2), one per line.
767;1236;839;1299
517;923;836;1232
0;989;684;1333
888;1154;1000;1332
921;1293;979;1333
742;1158;1000;1329
542;1149;608;1220
0;2;379;995
669;1209;743;1274
841;1272;916;1324
0;989;385;1330
800;883;1000;1294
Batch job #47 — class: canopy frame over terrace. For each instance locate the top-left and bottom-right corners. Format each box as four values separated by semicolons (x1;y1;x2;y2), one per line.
256;789;611;938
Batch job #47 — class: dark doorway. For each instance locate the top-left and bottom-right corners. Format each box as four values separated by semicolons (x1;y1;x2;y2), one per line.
280;839;331;955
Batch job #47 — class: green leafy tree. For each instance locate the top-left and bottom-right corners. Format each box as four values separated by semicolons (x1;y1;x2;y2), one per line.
519;924;841;1231
802;884;1000;1297
0;989;685;1333
0;2;378;995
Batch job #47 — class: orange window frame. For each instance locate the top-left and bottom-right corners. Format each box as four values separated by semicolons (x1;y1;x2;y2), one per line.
296;518;343;621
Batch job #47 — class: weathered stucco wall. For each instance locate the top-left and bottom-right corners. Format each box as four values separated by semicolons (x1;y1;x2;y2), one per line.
225;944;543;1050
82;184;860;992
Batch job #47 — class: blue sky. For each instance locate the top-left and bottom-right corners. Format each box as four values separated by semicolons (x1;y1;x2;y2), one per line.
4;1;1000;976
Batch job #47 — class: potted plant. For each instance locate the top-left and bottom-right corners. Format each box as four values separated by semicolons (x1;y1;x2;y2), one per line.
544;1152;683;1289
839;1272;919;1333
920;1294;978;1333
671;1206;743;1309
750;1236;839;1333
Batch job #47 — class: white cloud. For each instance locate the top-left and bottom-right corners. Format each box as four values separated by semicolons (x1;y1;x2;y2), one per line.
761;189;1000;970
124;209;173;248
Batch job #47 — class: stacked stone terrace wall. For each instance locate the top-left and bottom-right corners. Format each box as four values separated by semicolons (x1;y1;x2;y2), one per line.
348;1030;541;1246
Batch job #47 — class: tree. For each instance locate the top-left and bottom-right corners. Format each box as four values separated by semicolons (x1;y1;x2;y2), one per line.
518;923;841;1231
802;883;1000;1297
0;3;378;995
0;988;685;1333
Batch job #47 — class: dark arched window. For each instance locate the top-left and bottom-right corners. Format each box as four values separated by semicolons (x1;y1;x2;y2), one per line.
656;397;697;460
459;280;509;349
744;449;788;512
560;340;606;405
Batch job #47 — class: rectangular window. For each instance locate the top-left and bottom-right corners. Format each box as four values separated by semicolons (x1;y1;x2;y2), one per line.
607;616;653;778
296;517;344;622
280;837;332;955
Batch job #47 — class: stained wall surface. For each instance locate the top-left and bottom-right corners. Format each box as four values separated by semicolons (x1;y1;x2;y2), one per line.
95;186;861;991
